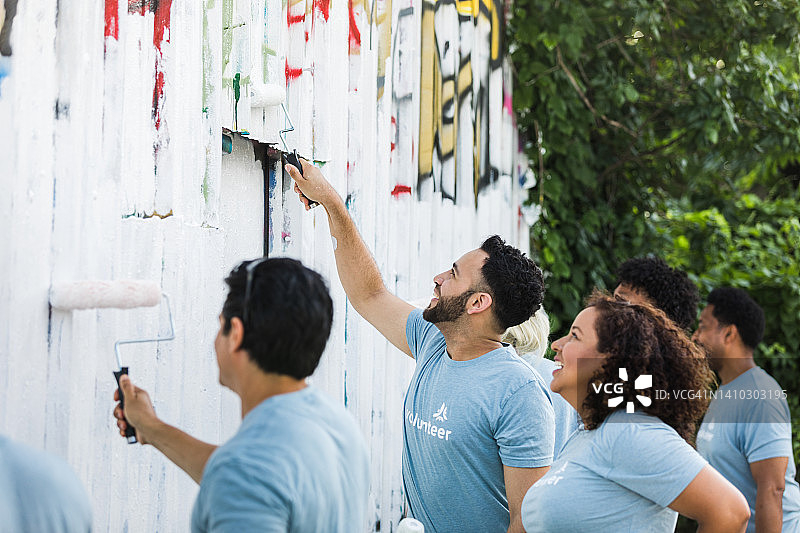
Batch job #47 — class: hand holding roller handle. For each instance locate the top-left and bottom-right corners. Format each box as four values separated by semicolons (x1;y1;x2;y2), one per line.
113;373;158;445
113;368;138;443
283;151;320;209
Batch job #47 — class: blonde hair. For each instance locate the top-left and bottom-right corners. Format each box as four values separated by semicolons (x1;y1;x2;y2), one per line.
502;307;551;360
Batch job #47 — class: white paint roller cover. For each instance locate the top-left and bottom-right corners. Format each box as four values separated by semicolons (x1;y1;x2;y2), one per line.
249;84;285;107
49;280;162;310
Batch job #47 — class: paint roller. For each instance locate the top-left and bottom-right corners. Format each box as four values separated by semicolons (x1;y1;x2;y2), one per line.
247;83;319;208
249;83;285;108
50;280;175;444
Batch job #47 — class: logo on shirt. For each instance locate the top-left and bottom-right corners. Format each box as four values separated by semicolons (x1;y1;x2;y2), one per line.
406;406;453;441
538;461;569;486
697;421;715;442
591;368;652;413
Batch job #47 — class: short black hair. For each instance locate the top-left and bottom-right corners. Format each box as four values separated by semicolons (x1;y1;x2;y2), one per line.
707;287;765;350
616;256;699;330
222;257;333;379
479;235;544;331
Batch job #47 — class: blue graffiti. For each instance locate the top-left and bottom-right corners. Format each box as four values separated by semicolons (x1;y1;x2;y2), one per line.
0;56;10;97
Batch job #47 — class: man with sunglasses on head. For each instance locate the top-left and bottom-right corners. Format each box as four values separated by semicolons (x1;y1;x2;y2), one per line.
286;160;555;533
112;258;370;533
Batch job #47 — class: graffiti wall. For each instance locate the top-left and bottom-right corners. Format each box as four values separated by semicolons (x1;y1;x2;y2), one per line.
0;0;534;531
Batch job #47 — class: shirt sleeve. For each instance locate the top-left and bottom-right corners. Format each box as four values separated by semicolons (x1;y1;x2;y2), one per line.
740;399;793;463
597;421;707;507
495;380;555;468
405;308;444;362
194;458;291;533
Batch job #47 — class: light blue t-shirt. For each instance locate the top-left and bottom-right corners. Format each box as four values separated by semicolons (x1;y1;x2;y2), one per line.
191;386;370;533
403;310;555;533
0;435;92;533
526;356;581;457
521;410;707;533
697;367;800;533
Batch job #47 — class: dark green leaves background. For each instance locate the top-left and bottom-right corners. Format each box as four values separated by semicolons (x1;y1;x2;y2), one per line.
508;0;800;482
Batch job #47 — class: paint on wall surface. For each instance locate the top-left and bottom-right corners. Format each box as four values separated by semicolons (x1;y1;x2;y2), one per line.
124;0;174;119
418;0;504;205
104;0;120;42
0;0;17;56
0;0;17;95
390;4;416;197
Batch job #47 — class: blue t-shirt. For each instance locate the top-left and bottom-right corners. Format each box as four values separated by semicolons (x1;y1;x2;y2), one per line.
521;411;707;533
697;367;800;533
191;387;370;533
403;310;555;533
0;435;92;533
527;357;581;457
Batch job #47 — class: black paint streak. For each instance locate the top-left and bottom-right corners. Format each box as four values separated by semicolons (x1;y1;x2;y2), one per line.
0;0;19;56
251;137;277;257
54;99;70;120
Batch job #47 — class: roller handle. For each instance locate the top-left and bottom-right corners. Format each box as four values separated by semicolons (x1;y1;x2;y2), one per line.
113;367;138;444
284;150;319;209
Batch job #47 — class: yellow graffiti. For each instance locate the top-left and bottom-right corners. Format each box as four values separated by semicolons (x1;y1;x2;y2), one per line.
418;0;502;203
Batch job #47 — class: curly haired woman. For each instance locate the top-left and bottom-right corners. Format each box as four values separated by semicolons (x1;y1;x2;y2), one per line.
521;292;749;533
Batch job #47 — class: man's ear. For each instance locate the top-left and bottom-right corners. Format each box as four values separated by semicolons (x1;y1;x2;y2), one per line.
466;292;493;315
721;323;738;346
227;316;245;352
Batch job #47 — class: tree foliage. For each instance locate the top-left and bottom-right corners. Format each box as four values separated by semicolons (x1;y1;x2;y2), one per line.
508;0;800;471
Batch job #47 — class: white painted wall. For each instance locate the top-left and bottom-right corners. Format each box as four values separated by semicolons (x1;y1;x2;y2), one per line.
0;0;535;531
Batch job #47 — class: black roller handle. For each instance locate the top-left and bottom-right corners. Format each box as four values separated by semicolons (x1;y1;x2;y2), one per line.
113;367;138;444
284;150;319;209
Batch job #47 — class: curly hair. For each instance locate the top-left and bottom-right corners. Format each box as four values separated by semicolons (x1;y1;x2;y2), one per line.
480;235;545;331
707;287;765;350
581;291;715;445
616;256;699;330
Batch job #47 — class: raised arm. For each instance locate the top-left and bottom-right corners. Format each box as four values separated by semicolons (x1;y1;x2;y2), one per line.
669;465;750;533
285;160;414;357
113;376;217;484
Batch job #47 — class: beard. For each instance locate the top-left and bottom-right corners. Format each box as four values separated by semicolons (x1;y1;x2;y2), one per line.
423;290;473;324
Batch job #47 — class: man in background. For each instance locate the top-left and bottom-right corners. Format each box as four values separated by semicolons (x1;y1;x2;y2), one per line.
693;287;800;533
614;256;700;330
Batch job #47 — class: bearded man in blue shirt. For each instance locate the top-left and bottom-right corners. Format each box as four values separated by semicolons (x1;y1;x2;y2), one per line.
286;159;555;533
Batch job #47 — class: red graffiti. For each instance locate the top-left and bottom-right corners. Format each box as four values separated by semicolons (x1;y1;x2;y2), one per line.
105;0;119;40
151;0;172;131
348;1;361;54
391;185;412;198
286;59;303;81
287;12;305;25
153;0;171;49
314;0;331;21
118;1;172;131
391;116;397;151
